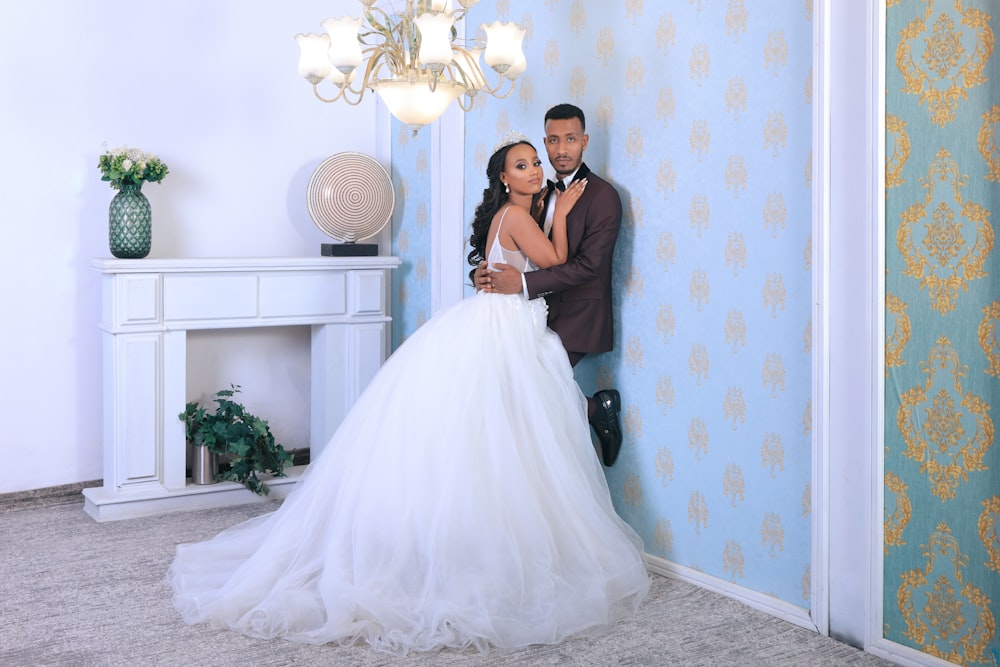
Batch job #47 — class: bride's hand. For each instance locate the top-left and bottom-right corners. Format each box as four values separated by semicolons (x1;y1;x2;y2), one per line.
532;185;549;223
554;179;587;218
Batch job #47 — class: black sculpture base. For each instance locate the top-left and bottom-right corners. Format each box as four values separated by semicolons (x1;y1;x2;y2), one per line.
321;243;378;257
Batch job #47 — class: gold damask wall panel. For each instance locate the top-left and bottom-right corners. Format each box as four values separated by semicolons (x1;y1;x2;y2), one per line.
886;1;999;662
463;1;813;606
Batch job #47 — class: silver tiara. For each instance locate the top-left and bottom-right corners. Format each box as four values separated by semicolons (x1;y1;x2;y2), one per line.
492;130;530;154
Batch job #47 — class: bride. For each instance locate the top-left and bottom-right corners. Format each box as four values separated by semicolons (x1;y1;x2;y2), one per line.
169;132;649;656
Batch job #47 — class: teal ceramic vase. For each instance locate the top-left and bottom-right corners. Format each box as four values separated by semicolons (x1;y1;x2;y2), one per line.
108;182;151;258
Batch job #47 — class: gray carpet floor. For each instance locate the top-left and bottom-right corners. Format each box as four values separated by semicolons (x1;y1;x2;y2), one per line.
0;487;897;666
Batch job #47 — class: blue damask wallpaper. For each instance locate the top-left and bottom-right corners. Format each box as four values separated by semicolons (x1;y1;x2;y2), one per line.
884;1;998;663
394;0;814;609
390;126;432;349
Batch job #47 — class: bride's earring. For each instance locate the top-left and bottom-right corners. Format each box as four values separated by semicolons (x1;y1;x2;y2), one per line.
504;183;510;194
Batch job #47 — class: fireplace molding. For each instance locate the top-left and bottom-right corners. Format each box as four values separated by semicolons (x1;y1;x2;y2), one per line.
84;256;400;521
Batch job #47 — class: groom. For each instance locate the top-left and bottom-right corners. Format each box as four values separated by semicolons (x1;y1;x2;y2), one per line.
476;103;625;466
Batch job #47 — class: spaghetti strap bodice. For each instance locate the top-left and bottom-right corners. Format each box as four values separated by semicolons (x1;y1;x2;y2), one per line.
487;206;537;274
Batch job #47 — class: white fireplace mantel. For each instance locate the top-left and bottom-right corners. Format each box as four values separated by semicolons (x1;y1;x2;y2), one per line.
84;256;401;521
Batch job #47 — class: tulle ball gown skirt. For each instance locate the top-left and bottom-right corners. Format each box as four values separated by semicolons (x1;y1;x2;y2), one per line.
169;293;649;655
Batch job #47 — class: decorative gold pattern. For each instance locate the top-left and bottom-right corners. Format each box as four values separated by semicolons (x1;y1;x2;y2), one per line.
569;1;585;35
761;512;784;556
802;564;811;602
657;375;675;413
517;75;535;109
764;112;787;157
802;482;811;518
763;273;787;317
897;523;995;663
726;77;747;119
803;316;812;353
688;343;708;384
689;417;709;461
803;399;811;436
657;14;676;53
688;490;708;534
597;27;615;65
980;496;1000;573
724;463;745;506
763;31;787;76
884;472;912;554
415;256;428;283
690;120;711;161
725;155;747;197
898;336;992;501
398;279;410;306
724;387;746;430
626;56;643;95
690;194;710;235
624;472;643;508
723;540;745;579
657;304;676;343
724;232;747;275
897;150;993;315
626;264;645;302
803;233;812;271
725;0;748;41
981;105;1000;182
626;126;644;163
626;335;643;375
762;353;786;397
690;43;710;85
690;269;710;310
655;517;674;555
885;114;910;189
895;3;994;127
624;404;642;440
885;293;911;374
761;433;784;477
596;95;614;126
658;87;677;126
724;309;746;353
565;64;583;98
656;447;674;485
804;150;812;188
980;301;1000;377
763;192;786;237
625;0;642;26
657;160;677;198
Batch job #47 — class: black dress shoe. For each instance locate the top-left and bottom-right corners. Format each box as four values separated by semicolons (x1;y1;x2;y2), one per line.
591;389;623;466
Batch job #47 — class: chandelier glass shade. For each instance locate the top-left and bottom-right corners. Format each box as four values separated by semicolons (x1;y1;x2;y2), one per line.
296;0;526;135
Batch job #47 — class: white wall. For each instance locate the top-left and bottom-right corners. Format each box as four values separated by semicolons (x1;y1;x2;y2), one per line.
0;0;378;493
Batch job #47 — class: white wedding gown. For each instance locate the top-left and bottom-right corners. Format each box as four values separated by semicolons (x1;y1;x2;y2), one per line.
169;215;649;655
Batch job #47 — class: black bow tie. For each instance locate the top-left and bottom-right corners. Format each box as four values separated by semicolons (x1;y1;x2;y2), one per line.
548;179;566;192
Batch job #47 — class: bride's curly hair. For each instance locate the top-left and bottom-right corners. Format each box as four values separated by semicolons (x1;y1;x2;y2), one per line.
467;139;535;283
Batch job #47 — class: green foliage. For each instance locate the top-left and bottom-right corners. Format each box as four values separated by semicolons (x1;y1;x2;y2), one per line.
98;145;169;190
179;385;293;496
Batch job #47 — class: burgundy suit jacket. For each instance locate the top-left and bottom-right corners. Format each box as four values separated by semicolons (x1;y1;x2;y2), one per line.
525;163;622;355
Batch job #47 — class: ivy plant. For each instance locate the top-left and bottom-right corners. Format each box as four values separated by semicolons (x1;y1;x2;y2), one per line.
179;385;294;496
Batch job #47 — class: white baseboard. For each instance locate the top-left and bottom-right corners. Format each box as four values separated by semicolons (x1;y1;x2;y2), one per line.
644;553;818;633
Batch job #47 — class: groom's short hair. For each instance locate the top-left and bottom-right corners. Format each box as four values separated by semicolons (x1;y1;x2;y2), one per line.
544;103;586;131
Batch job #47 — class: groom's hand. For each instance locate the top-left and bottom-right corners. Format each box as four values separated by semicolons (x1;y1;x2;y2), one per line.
489;263;524;295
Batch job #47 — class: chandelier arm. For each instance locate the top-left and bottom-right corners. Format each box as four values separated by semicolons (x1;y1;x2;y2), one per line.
456;94;474;112
312;83;366;105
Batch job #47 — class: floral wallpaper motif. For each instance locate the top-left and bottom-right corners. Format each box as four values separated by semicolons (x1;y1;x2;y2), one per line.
885;1;998;663
457;0;813;607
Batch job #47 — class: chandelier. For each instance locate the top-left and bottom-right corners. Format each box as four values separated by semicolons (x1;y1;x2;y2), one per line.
296;0;526;135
